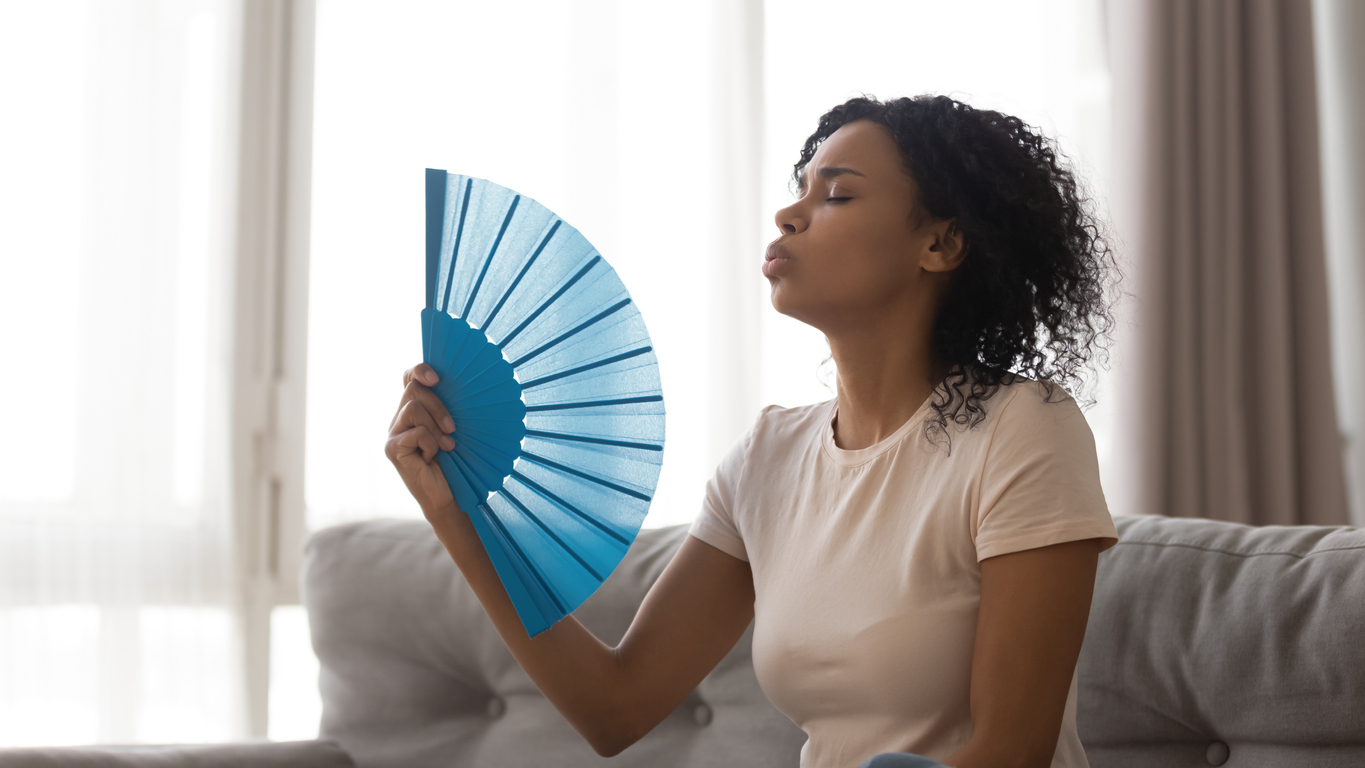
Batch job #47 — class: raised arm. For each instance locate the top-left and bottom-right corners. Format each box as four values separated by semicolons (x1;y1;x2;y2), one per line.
385;362;755;757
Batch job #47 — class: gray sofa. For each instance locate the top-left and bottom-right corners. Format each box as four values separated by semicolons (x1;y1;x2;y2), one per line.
2;514;1361;768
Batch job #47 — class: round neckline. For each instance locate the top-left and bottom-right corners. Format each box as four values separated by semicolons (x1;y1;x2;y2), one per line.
820;392;936;467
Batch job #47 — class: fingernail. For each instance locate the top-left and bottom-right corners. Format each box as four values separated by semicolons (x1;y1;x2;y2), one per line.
443;416;455;432
441;435;455;450
425;370;439;385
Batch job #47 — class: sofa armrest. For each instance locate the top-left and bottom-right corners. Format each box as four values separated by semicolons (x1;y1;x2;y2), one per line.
0;739;356;768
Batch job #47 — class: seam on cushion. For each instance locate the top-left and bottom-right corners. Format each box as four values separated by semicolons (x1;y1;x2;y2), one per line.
304;528;438;555
1072;681;1205;740
333;531;431;545
1115;539;1365;560
353;530;429;540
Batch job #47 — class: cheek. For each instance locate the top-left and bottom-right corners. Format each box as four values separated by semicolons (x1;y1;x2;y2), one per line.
774;247;910;315
810;244;910;298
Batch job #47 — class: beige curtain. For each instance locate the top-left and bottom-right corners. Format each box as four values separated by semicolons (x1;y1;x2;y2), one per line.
1107;0;1350;525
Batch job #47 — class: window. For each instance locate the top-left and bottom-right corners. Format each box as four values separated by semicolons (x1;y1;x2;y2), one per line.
0;0;243;744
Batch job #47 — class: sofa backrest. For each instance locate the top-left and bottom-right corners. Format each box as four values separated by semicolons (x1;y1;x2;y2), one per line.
1078;515;1365;768
302;520;804;768
303;514;1365;768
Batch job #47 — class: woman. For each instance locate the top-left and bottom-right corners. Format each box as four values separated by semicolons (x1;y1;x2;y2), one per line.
386;94;1121;768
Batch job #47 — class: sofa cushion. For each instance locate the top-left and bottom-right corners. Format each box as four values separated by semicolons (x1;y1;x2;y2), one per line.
302;520;804;768
1078;514;1365;768
305;514;1365;768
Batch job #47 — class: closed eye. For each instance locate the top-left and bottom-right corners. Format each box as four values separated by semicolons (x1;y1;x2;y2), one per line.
826;197;852;203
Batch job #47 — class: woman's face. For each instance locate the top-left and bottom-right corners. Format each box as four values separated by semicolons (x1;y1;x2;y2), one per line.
767;119;944;333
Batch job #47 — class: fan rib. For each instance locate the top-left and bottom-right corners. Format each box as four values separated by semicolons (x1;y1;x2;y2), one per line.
423;310;440;359
454;440;509;495
525;394;663;412
485;220;561;329
450;431;519;467
457;360;519;400
520;451;652;502
519;346;652;390
525;429;661;452
450;378;520;409
447;355;503;396
511;470;631;546
439;178;475;314
498;256;601;348
458;492;546;635
425;171;446;310
501;488;605;581
479;501;568;616
435;321;474;381
509;298;632;368
449;449;492;499
461;195;520;318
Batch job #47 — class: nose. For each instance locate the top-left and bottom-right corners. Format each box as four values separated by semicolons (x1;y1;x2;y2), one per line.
774;200;804;236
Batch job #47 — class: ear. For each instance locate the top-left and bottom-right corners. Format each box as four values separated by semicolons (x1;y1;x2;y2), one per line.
923;218;967;273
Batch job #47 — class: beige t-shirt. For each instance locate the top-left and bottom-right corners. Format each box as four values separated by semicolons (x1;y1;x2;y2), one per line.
688;377;1118;768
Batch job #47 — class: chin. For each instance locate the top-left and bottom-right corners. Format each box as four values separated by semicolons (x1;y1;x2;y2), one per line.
768;282;824;330
767;280;798;317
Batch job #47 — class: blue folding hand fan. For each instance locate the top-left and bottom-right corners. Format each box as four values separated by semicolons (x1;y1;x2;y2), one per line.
421;169;665;638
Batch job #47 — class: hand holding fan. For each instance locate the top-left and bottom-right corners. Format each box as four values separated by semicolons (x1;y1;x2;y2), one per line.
421;169;665;637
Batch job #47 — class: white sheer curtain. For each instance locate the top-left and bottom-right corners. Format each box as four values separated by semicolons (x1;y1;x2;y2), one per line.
0;0;246;745
303;0;769;533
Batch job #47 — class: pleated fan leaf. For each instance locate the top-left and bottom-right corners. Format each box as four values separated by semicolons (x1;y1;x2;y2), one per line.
421;169;665;637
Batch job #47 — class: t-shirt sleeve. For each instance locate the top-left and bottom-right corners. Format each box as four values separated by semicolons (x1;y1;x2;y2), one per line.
972;383;1119;562
688;407;771;563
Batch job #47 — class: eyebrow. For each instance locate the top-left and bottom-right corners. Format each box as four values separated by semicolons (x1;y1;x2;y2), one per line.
797;166;866;192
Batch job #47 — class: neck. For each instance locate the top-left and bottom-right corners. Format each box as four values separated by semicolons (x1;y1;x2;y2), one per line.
826;306;945;452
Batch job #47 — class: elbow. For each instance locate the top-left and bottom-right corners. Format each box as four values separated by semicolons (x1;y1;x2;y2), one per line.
587;724;640;758
585;703;657;758
591;739;627;759
579;650;667;757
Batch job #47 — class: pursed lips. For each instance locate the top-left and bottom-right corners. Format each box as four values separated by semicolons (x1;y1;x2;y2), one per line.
766;242;794;262
762;242;795;278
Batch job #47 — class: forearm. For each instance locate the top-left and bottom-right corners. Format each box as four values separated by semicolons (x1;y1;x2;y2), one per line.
426;501;638;754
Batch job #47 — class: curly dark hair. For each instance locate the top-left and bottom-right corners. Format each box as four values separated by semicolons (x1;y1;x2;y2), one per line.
792;94;1121;449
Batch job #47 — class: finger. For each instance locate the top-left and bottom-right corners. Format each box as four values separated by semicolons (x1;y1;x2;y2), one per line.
391;398;439;438
390;425;442;464
400;379;456;434
403;363;439;388
391;377;455;436
392;399;457;451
